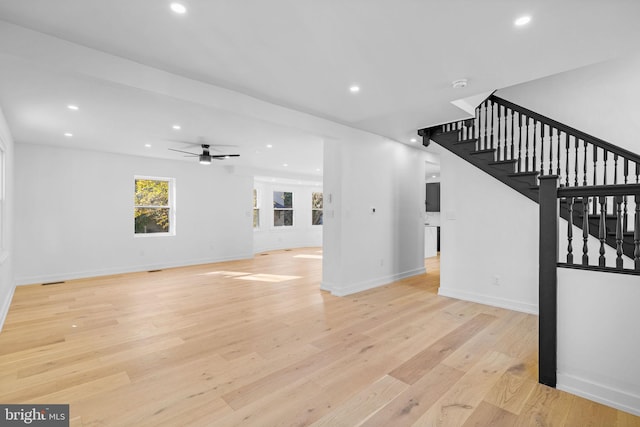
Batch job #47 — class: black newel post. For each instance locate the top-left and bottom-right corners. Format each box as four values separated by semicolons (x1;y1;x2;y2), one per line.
539;175;559;388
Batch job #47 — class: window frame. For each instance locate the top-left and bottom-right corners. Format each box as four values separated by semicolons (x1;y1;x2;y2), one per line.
253;188;260;229
311;191;323;226
273;190;294;227
134;175;176;237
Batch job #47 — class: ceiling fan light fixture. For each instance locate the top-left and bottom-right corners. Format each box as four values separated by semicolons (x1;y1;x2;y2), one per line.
199;155;211;165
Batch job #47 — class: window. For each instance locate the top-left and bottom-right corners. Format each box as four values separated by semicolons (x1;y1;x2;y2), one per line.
273;191;293;226
253;189;260;228
312;192;323;225
134;176;175;235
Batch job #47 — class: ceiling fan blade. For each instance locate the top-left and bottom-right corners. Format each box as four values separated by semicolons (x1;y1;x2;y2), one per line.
210;154;240;159
168;148;198;155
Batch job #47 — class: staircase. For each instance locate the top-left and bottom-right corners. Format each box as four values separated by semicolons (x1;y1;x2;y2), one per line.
419;94;640;388
418;94;640;266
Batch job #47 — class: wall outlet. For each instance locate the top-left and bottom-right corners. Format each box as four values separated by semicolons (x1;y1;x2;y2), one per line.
493;275;501;286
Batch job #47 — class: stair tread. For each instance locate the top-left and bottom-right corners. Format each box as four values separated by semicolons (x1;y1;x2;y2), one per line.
470;149;496;155
453;138;477;145
489;159;518;165
509;171;539;176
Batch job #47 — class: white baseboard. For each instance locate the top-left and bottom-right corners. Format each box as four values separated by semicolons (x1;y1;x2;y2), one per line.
14;252;255;286
557;373;640;417
437;287;538;315
323;267;426;297
0;284;15;333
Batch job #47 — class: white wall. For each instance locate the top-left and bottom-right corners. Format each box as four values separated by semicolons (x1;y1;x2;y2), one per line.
253;179;322;253
322;134;427;296
0;108;15;331
439;148;539;314
496;53;640;156
558;268;640;416
14;144;254;285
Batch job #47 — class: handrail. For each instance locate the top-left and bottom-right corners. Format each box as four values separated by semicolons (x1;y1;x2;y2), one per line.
558;183;640;198
492;95;640;165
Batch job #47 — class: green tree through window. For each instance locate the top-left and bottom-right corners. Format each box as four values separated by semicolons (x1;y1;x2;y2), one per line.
134;178;173;234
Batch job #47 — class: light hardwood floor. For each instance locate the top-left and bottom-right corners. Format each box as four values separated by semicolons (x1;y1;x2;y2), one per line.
1;248;638;426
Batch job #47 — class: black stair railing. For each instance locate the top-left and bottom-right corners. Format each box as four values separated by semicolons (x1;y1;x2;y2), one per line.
430;95;640;188
538;178;640;388
420;95;640;390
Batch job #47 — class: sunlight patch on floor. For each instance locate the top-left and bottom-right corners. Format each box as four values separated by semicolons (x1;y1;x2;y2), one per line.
234;274;301;283
293;254;323;259
199;271;252;277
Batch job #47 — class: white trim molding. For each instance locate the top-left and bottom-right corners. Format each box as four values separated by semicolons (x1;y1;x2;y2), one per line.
437;287;538;315
0;283;15;333
322;267;426;297
557;372;640;417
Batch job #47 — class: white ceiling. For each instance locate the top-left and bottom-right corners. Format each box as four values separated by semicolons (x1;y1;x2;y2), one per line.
1;0;640;177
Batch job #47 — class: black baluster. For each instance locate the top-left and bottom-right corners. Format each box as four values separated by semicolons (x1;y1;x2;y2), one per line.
623;159;629;232
592;145;598;187
483;101;489;150
574;137;579;186
614;154;618;185
518;113;523;172
497;105;503;160
510;109;515;160
599;196;607;267
624;159;629;185
540;123;545;175
533;120;538;175
583;139;588;186
582;196;590;265
565;133;570;186
567;197;574;264
524;116;530;172
488;101;494;149
556;129;561;177
635;194;640;270
603;150;608;185
616;195;624;269
548;126;553;175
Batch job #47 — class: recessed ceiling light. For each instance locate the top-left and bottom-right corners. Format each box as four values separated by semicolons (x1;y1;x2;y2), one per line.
316;168;321;172
67;105;79;111
283;163;288;167
172;125;181;130
451;79;468;89
410;138;417;143
64;132;73;137
514;15;531;27
349;85;360;93
432;175;437;178
266;144;273;148
144;144;152;148
170;3;187;14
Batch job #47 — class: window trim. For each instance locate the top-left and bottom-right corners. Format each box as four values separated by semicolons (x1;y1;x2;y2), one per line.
273;190;294;228
134;175;176;237
253;188;260;229
311;191;323;226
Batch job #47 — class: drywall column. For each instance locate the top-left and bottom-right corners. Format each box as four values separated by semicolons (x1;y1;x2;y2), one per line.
0;108;15;331
322;135;427;296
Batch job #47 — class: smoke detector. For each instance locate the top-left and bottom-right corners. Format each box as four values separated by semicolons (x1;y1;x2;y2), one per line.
451;79;468;89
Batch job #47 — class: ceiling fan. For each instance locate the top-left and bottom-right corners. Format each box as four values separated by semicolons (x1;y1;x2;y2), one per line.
168;144;240;165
